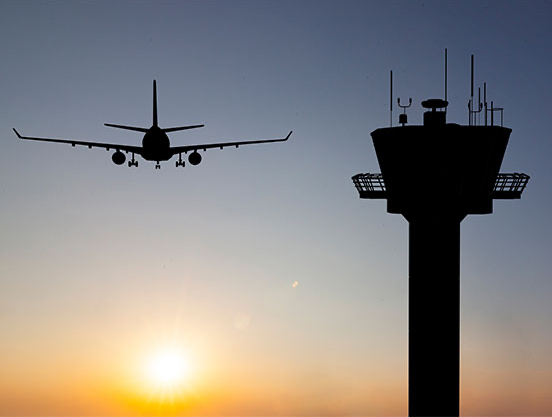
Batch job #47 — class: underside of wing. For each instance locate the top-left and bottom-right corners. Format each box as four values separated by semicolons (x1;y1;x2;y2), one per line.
13;128;143;155
169;131;292;155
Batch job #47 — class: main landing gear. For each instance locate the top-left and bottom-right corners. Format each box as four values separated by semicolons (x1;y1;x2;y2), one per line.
128;153;138;167
155;161;161;169
176;153;185;167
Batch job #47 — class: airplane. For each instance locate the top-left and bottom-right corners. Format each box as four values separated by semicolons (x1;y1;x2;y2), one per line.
13;80;292;169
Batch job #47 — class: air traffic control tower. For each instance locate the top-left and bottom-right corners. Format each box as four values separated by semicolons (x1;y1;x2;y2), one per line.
352;56;529;417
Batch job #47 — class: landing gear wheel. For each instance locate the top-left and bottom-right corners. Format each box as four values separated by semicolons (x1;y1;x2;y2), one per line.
128;153;138;167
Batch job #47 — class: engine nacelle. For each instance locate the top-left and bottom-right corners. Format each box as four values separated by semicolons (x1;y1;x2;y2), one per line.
112;151;126;165
188;151;202;166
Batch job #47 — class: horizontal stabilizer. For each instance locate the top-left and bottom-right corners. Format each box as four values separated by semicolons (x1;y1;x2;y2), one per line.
162;124;205;133
104;123;149;133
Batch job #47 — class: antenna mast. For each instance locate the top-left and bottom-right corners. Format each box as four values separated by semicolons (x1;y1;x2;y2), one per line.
484;82;487;126
468;55;482;125
470;55;474;125
390;70;393;127
445;48;448;105
471;55;474;101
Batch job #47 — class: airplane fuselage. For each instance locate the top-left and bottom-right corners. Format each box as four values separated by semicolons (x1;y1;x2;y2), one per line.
141;126;171;161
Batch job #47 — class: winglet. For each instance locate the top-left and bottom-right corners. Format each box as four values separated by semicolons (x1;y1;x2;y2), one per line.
285;131;293;140
13;128;22;138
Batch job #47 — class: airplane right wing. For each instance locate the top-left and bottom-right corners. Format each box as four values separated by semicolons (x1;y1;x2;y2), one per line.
13;128;143;154
169;131;292;155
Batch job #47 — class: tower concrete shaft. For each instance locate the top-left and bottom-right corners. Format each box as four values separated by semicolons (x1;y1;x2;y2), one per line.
408;215;461;417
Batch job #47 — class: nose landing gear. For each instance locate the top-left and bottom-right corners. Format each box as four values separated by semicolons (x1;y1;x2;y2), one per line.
155;161;161;169
176;153;185;167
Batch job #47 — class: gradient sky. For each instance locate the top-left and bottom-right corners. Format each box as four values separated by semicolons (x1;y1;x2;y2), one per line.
1;1;552;416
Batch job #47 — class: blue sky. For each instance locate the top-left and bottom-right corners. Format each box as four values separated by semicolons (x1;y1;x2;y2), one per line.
1;1;551;415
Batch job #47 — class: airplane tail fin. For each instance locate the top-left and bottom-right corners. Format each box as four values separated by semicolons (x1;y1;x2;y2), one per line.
153;79;158;127
105;81;203;133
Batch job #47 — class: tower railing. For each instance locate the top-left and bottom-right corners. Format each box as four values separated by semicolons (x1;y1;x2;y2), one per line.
352;172;530;199
493;173;530;198
351;173;386;198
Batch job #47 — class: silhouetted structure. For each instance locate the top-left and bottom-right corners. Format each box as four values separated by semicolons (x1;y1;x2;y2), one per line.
14;80;291;169
352;55;529;417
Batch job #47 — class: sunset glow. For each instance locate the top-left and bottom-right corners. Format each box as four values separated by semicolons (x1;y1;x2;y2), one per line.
145;347;192;391
2;1;552;416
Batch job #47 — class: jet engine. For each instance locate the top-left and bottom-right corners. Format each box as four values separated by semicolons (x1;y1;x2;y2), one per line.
112;150;126;165
188;151;202;165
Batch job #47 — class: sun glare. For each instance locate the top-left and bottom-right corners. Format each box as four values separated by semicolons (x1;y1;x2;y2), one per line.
146;348;191;388
121;345;198;410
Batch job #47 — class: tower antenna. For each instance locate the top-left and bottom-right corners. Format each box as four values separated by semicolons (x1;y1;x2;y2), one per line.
470;55;474;125
468;55;482;125
471;55;474;100
445;48;448;104
390;70;393;127
484;82;487;126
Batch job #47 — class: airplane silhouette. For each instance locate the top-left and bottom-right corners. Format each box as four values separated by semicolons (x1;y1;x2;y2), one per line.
13;80;292;169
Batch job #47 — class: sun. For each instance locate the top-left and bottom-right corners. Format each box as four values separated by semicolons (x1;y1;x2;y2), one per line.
124;345;197;408
146;347;192;389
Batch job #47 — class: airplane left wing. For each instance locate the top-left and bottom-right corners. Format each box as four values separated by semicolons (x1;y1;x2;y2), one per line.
169;131;292;155
13;128;143;154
